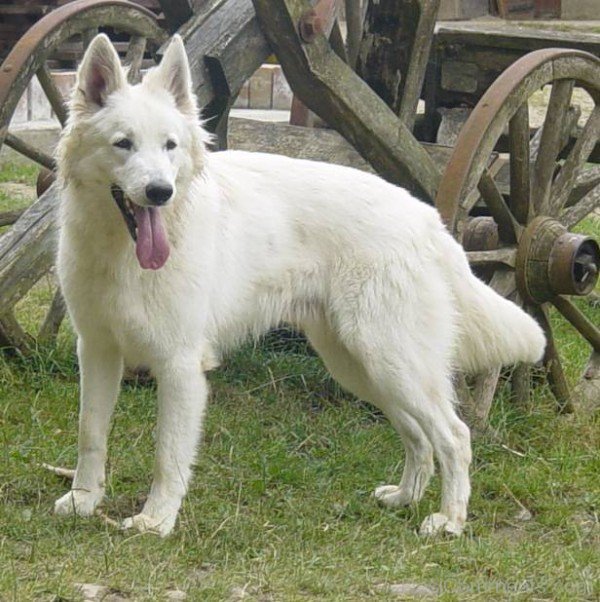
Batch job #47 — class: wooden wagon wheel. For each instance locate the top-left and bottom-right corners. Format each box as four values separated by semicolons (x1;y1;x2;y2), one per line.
436;49;600;426
0;0;167;354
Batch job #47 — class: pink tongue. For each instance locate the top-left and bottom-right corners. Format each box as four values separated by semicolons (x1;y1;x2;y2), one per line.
134;205;170;270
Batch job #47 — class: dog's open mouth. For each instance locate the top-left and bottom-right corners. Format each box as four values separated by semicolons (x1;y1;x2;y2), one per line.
111;184;170;270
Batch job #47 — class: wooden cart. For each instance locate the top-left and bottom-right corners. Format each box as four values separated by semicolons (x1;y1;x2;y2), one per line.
0;0;598;428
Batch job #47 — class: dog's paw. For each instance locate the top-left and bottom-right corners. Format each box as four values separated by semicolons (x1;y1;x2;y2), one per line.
121;512;176;537
419;512;463;537
373;484;416;508
54;489;104;517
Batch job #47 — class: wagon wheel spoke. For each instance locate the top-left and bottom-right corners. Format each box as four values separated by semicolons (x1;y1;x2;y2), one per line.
529;303;573;412
564;165;600;208
458;366;502;437
38;289;67;344
532;79;574;214
477;169;521;243
488;268;518;298
561;182;600;229
36;63;68;126
125;35;147;84
0;311;34;355
551;295;600;352
511;362;531;405
4;132;56;170
550;106;600;217
466;247;517;269
508;103;531;224
82;27;99;50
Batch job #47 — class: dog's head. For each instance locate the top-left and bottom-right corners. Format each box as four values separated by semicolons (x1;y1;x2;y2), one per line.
58;34;208;269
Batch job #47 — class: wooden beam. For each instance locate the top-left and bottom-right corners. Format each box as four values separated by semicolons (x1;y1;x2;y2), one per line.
177;0;271;109
157;0;194;32
251;0;440;202
357;0;440;131
228;117;454;173
0;184;59;312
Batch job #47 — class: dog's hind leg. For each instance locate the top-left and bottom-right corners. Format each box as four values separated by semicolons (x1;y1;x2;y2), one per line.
341;325;471;537
303;319;434;507
324;263;471;536
121;351;208;537
54;336;123;517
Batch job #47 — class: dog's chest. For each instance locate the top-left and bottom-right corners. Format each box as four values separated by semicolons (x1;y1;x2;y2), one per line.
63;249;206;362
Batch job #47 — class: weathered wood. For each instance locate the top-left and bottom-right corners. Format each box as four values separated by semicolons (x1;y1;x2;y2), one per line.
0;185;60;312
251;0;440;203
82;27;98;50
228;117;454;172
0;311;33;355
508;103;530;224
465;248;517;268
477;170;520;244
433;24;600;109
157;0;194;32
344;0;363;69
36;64;68;126
561;183;600;229
124;35;147;85
511;363;530;406
38;288;67;344
552;296;600;353
177;0;271;110
531;303;574;413
550;107;600;217
4;133;56;171
229;117;374;170
0;2;167;143
533;80;574;214
357;0;439;131
456;367;501;437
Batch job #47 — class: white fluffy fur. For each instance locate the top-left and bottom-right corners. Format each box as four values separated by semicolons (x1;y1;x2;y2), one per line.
54;35;546;537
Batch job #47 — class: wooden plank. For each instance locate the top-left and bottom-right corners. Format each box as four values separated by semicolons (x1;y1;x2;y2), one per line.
356;0;440;131
433;24;600;109
435;24;600;56
251;0;440;202
177;0;271;109
0;185;59;312
228;117;454;173
157;0;193;32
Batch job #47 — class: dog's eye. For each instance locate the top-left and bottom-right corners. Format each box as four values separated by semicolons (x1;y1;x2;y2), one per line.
113;138;133;150
166;140;177;151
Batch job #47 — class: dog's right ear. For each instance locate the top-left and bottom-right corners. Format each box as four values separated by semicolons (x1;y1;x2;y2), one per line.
74;34;126;112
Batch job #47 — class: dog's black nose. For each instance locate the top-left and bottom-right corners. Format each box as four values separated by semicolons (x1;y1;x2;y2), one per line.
145;182;173;206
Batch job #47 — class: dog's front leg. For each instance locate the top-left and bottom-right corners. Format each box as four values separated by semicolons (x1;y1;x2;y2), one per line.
122;354;207;537
54;337;123;517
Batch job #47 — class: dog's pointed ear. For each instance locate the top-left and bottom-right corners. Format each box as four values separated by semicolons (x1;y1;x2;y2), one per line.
76;34;126;111
145;35;196;116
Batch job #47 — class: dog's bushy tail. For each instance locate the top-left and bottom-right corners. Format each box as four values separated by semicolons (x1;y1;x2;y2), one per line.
440;231;546;374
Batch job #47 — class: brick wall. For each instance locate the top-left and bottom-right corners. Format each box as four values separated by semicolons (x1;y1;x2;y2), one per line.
10;65;293;126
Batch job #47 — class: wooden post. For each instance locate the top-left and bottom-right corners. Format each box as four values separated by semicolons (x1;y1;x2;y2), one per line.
157;0;194;32
356;0;440;131
251;0;440;202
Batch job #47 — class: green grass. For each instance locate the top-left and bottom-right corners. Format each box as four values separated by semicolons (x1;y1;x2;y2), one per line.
0;167;599;600
0;162;38;234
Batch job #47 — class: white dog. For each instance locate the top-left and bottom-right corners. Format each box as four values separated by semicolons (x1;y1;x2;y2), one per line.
54;34;545;537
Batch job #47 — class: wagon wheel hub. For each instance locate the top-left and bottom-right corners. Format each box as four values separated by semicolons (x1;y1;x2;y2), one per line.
516;216;600;304
436;48;600;415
